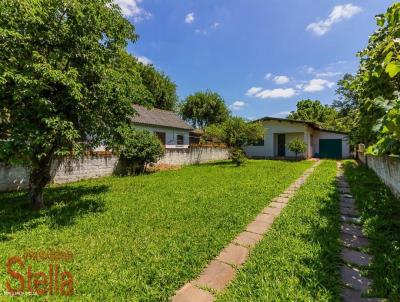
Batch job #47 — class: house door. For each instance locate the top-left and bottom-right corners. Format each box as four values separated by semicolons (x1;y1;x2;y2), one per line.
277;134;286;156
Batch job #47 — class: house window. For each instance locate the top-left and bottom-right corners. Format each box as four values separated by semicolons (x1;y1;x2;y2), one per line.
177;134;184;145
155;132;166;145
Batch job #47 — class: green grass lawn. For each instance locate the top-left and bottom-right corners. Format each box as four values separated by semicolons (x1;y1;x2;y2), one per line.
0;160;312;301
215;160;342;302
343;160;400;301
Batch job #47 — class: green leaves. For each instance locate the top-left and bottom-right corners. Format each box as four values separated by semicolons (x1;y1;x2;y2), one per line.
385;61;400;78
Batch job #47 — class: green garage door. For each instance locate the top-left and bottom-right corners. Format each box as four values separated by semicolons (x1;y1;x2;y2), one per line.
319;139;342;159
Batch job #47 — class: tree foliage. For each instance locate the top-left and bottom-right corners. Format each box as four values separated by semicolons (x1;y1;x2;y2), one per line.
348;3;400;154
136;63;178;111
0;0;141;209
205;117;265;165
287;99;338;126
287;139;307;158
180;90;230;128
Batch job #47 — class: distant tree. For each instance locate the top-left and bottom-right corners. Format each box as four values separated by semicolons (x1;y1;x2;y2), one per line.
0;0;141;209
287;139;307;158
180;90;230;128
136;63;178;110
205;117;265;166
287;99;337;125
113;127;164;174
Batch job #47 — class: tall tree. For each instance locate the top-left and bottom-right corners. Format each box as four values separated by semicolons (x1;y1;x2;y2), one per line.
287;99;337;125
180;90;230;128
349;3;400;150
0;0;142;209
136;63;178;111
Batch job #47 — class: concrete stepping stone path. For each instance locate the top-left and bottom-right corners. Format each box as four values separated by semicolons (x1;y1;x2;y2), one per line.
336;163;383;302
171;160;321;302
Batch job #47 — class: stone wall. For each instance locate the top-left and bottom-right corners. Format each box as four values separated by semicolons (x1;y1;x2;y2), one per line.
0;147;229;192
358;152;400;198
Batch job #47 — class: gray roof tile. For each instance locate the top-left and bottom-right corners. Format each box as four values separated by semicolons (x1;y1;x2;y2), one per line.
132;105;193;130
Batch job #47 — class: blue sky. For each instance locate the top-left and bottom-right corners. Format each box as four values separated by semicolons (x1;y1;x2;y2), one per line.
118;0;395;120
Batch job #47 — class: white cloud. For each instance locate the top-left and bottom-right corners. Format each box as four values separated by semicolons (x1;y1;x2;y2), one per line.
316;71;342;77
246;87;263;96
136;55;152;65
307;4;362;36
255;88;296;99
114;0;151;21
230;101;246;110
265;73;272;80
303;79;335;92
185;13;195;24
272;111;291;118
273;75;290;85
295;84;304;89
212;22;220;28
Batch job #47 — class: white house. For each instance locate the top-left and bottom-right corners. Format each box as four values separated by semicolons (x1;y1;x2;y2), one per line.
245;117;350;159
132;105;193;148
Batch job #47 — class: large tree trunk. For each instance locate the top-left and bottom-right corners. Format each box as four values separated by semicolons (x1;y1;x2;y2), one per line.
28;156;54;210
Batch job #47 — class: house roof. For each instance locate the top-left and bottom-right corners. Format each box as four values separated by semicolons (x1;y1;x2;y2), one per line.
253;116;349;135
132;104;193;130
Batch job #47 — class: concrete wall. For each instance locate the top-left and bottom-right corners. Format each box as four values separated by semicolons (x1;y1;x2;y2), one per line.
0;147;229;192
159;147;229;165
358;153;400;198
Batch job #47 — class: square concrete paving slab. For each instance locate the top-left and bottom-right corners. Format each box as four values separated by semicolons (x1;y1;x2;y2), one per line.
193;260;236;292
341;233;369;249
216;243;249;267
269;202;287;209
340;195;356;203
255;213;275;224
279;193;293;198
273;197;289;204
233;231;263;248
341;288;383;302
340;205;360;217
263;206;282;216
341;265;371;293
341;215;362;224
341;223;366;238
340;199;356;208
339;187;352;194
246;220;273;235
341;248;373;266
172;284;214;302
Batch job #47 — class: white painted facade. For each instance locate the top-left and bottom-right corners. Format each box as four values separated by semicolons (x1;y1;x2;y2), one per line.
245;119;350;159
134;124;190;149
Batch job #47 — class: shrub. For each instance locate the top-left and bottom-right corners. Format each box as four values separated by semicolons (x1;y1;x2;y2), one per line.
230;148;247;166
287;138;307;158
115;128;164;174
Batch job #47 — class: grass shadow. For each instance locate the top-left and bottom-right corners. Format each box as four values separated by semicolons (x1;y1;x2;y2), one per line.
297;177;342;300
343;160;400;300
0;184;109;241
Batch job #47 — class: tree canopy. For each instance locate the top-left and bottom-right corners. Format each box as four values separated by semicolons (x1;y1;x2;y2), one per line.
287;99;338;125
136;63;178;111
0;0;143;209
180;90;230;128
346;3;400;154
